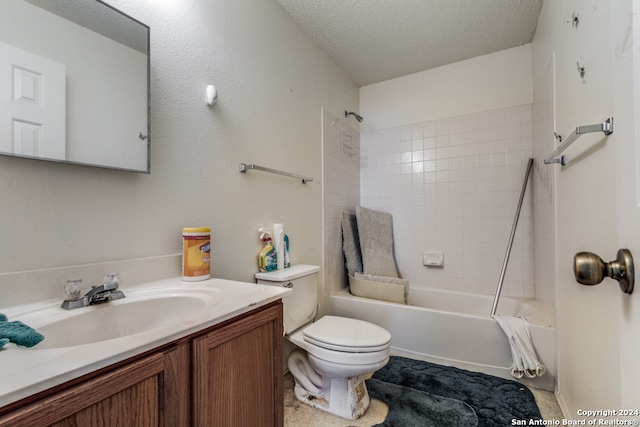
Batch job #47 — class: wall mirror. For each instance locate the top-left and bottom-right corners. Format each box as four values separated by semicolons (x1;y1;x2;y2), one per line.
0;0;150;173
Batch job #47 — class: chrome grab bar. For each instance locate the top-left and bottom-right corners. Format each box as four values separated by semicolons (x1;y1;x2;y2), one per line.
239;163;313;184
544;117;613;165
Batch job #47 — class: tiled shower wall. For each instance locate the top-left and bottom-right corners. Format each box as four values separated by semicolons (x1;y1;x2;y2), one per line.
322;109;360;299
360;105;535;298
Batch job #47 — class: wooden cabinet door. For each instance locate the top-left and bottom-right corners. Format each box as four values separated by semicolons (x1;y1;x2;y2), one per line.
192;302;284;427
0;344;189;427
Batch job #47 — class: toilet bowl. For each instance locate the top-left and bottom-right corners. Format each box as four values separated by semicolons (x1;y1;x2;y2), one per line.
256;265;391;420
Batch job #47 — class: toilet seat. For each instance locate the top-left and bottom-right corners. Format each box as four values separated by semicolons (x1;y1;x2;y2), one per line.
288;315;391;365
303;335;390;352
289;328;390;365
302;315;391;352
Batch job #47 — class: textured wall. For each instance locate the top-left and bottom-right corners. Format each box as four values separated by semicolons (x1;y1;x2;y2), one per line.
360;44;533;130
533;0;628;414
0;0;358;287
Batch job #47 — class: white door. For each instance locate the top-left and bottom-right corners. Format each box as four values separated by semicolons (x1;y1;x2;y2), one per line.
614;0;640;408
0;41;66;160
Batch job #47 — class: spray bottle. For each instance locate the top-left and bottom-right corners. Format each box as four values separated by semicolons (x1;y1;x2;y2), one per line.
284;234;290;268
258;228;277;272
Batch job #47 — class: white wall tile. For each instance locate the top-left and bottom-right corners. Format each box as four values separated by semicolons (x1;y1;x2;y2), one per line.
360;105;534;297
322;110;360;298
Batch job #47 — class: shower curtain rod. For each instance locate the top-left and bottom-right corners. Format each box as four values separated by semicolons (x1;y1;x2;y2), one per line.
491;158;534;317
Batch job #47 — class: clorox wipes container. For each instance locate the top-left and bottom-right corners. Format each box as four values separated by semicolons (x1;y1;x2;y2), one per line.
182;227;211;281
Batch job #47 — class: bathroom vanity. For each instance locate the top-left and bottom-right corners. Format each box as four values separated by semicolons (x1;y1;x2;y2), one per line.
0;276;288;426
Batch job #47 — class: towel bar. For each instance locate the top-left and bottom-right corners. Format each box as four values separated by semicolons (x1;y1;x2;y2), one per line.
239;163;313;184
544;117;613;165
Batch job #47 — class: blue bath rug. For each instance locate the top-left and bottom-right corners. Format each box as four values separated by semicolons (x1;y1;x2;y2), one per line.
367;356;542;427
367;377;478;426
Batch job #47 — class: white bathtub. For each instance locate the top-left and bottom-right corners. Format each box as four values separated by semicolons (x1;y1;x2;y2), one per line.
329;287;556;391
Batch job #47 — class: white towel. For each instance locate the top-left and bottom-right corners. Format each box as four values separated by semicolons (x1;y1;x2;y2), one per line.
493;315;546;379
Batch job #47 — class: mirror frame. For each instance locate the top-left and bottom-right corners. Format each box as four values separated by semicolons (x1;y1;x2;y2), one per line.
0;0;151;173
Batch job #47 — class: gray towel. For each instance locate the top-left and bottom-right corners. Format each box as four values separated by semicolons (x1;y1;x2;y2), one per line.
341;211;363;276
356;206;399;278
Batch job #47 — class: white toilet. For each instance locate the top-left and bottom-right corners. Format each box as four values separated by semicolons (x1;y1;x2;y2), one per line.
256;264;391;420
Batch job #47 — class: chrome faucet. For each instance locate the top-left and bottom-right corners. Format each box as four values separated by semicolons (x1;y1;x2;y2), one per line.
61;274;126;310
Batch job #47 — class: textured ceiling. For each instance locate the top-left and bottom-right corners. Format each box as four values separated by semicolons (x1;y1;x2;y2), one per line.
276;0;543;86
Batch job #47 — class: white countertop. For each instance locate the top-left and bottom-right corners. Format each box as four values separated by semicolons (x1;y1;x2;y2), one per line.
0;277;290;408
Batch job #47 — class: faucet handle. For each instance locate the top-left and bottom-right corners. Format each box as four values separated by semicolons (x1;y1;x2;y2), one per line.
103;273;122;288
64;279;84;301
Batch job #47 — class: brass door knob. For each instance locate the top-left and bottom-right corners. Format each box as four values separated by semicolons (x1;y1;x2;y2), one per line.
573;249;634;294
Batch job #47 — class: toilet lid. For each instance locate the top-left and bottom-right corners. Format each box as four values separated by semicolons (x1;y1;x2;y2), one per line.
302;316;391;352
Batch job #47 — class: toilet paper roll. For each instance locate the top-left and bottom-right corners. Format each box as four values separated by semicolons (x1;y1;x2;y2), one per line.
274;223;284;270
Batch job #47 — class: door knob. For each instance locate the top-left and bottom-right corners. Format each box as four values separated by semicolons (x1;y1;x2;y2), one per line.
573;249;634;294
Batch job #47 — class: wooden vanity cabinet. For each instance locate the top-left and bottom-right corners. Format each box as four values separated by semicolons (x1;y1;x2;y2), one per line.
192;301;284;426
0;343;190;427
0;301;284;427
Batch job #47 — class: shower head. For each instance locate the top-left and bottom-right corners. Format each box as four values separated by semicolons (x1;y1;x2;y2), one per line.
345;111;364;123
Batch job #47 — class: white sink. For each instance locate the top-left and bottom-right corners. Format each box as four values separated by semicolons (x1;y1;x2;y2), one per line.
0;276;293;409
17;287;223;349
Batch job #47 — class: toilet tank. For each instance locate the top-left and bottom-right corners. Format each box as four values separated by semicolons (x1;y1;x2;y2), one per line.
255;264;319;333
